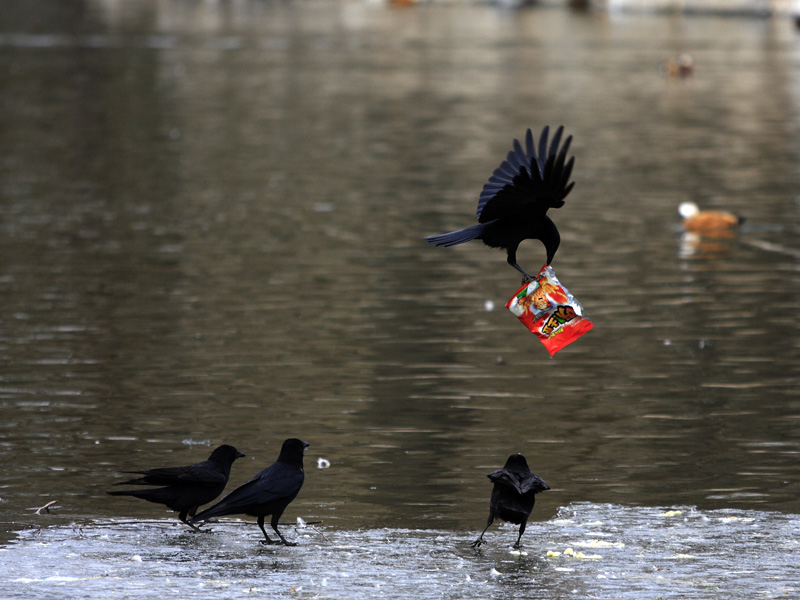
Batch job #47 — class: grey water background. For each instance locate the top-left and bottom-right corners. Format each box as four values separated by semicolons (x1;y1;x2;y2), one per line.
1;1;799;598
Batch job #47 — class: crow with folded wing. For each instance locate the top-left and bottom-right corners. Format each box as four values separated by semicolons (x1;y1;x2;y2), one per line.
190;438;309;545
108;444;245;527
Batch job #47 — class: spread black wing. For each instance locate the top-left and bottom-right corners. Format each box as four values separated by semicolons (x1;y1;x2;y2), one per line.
476;126;575;224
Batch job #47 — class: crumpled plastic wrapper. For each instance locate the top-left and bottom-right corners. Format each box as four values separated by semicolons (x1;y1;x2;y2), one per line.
505;265;593;356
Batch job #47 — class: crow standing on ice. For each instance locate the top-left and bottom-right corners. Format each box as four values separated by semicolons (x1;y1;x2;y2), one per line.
190;438;309;546
471;453;550;549
107;444;245;528
426;126;576;281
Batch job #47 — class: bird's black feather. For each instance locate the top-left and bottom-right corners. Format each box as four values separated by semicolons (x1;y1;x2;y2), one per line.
190;438;309;546
427;126;576;279
107;444;245;525
471;453;549;549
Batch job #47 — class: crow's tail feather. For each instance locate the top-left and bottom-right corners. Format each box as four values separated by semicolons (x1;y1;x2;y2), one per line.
425;224;483;247
189;502;229;524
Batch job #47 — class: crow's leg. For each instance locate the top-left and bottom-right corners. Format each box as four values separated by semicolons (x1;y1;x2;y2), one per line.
471;515;494;548
512;520;527;549
179;511;203;531
271;514;298;546
258;515;279;544
507;252;534;282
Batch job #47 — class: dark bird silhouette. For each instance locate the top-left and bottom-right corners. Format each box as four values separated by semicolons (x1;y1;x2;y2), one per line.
190;438;309;545
107;444;245;528
426;126;576;281
471;453;550;549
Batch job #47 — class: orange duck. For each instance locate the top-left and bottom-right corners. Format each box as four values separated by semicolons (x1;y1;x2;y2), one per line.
678;201;743;234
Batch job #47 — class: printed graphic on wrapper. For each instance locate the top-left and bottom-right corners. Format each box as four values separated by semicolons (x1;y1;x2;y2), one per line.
505;265;593;356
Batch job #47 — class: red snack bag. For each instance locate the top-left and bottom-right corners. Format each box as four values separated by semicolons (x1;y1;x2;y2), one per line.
505;265;593;356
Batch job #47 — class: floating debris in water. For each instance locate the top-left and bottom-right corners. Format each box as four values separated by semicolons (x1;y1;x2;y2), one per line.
29;500;60;515
666;53;694;77
313;202;334;213
317;457;331;469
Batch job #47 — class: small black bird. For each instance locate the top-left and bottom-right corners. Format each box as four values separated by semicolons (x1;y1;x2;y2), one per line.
107;444;245;528
426;126;575;280
190;438;309;546
471;453;550;549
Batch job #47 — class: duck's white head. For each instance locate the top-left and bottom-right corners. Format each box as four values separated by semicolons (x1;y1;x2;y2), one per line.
678;201;700;219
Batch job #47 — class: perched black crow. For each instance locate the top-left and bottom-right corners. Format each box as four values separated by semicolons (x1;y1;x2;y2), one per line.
471;453;550;549
190;438;309;545
426;126;576;280
108;444;245;527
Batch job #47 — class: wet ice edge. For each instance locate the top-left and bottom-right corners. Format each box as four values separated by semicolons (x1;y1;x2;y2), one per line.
2;503;798;599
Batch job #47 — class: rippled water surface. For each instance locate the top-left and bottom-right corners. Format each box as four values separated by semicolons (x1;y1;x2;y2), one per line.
1;0;799;597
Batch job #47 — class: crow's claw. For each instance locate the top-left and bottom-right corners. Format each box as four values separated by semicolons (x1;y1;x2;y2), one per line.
260;539;281;545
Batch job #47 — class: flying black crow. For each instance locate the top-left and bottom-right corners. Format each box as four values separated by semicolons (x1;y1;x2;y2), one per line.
426;126;575;280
